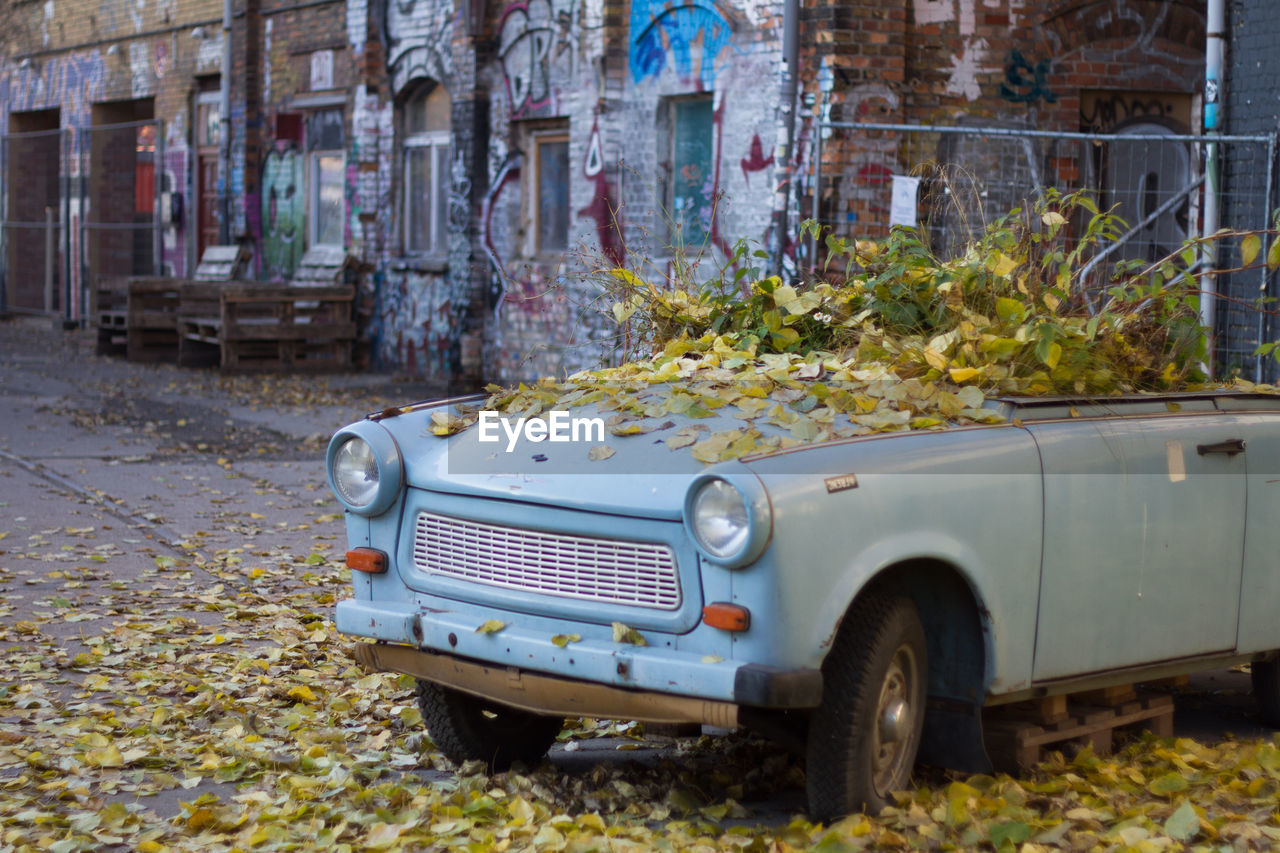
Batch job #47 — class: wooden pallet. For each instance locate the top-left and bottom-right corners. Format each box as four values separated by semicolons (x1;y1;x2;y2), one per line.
177;283;355;372
176;283;225;367
221;285;355;372
984;691;1174;773
193;245;251;282
125;277;182;363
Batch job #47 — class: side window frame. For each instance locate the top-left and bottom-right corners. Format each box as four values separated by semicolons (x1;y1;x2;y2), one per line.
522;122;571;258
401;82;452;258
305;108;346;250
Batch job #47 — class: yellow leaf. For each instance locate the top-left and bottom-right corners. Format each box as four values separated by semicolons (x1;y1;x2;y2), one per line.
587;444;616;461
364;822;408;849
84;744;124;768
475;619;507;634
1242;233;1262;267
288;685;317;703
948;367;981;383
551;633;581;647
666;427;703;450
1268;235;1280;271
611;301;636;324
990;252;1020;277
650;360;680;382
609;267;651;292
1043;341;1063;369
923;347;948;371
611;622;647;646
772;284;799;308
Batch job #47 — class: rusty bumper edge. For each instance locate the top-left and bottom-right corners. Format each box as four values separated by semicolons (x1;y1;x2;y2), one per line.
352;642;740;728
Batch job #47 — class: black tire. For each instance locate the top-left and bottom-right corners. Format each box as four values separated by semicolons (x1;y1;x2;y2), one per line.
1252;658;1280;727
805;594;927;822
415;680;564;771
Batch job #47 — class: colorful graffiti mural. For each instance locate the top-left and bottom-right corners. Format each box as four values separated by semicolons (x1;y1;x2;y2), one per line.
499;0;556;116
8;52;106;117
260;148;304;278
629;0;733;88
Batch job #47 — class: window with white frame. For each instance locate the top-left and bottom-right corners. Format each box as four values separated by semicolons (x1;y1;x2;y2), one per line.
525;123;570;256
306;108;345;248
403;83;451;255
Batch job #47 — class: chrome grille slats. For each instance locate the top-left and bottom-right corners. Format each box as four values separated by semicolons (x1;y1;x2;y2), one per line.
413;512;681;610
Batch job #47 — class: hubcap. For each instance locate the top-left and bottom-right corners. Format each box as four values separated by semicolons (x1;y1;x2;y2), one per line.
870;644;918;797
879;697;909;744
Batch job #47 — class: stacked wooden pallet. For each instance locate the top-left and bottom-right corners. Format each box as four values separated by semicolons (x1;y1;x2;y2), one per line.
124;277;183;363
93;246;250;363
178;283;355;372
984;684;1175;773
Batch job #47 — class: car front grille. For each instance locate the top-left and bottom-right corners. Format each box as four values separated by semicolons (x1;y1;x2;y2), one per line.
412;512;682;610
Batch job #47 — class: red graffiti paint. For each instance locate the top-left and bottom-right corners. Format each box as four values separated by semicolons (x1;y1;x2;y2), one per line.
579;172;626;267
579;118;625;266
740;134;774;185
857;163;893;185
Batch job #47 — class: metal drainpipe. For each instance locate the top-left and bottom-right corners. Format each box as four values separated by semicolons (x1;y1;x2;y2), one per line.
218;0;232;245
767;0;799;279
1200;0;1224;376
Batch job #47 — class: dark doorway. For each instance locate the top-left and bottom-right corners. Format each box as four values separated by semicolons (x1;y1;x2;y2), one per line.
5;108;61;314
87;98;157;285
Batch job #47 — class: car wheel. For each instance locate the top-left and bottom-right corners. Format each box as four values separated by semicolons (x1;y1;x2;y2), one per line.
805;593;927;822
415;680;564;770
1252;658;1280;727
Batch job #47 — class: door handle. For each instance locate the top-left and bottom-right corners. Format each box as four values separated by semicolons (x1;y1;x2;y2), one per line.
1197;438;1246;456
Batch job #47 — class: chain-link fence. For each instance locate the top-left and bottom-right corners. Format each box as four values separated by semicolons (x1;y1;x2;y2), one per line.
1;118;165;323
809;121;1278;380
1;127;67;317
81;119;166;298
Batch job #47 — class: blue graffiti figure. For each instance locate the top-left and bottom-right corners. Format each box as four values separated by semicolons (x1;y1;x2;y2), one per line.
1000;50;1058;104
630;0;733;87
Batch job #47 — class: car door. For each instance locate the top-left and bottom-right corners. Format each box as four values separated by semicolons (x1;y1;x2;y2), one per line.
1026;405;1247;681
1216;397;1280;656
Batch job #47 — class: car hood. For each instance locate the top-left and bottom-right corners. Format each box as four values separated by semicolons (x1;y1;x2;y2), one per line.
371;400;767;520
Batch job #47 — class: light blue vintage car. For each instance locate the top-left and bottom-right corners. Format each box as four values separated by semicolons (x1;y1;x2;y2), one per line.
327;388;1280;820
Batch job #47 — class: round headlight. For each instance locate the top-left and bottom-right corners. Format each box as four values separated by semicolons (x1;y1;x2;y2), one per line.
690;478;751;559
327;424;403;516
333;436;380;509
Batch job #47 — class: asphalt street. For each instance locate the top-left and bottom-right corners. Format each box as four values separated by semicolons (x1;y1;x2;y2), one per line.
0;314;1271;824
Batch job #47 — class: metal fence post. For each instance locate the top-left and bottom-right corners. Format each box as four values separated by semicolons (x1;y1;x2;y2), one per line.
45;206;55;315
155;118;165;276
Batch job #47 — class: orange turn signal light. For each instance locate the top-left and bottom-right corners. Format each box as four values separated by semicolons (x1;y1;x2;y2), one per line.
346;548;388;574
702;602;750;632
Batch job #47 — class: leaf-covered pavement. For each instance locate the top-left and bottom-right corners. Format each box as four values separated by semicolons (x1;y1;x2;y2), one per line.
4;508;1280;851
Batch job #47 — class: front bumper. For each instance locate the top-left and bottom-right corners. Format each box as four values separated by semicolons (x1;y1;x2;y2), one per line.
338;598;822;715
352;641;822;725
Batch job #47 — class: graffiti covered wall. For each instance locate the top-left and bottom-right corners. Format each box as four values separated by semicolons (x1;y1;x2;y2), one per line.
805;0;1205;246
